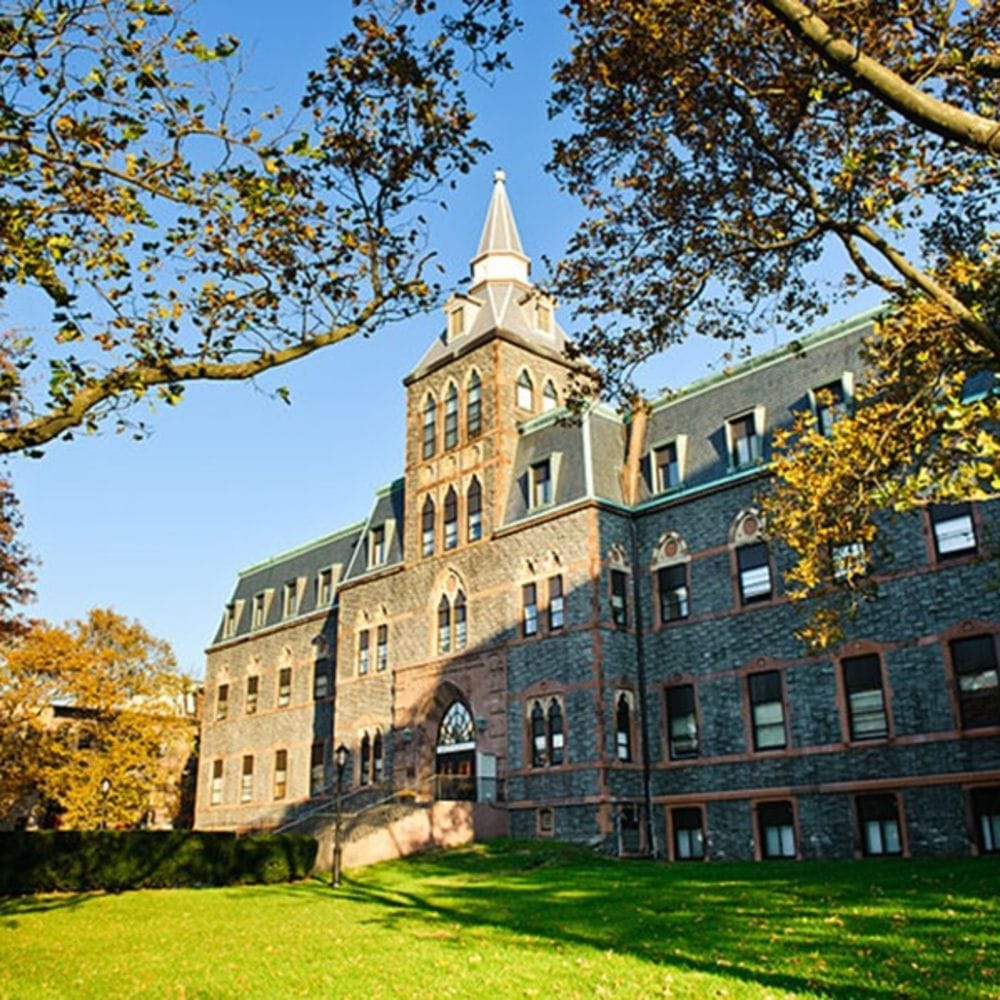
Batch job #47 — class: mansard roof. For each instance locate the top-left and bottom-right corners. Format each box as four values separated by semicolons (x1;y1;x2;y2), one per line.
343;478;406;582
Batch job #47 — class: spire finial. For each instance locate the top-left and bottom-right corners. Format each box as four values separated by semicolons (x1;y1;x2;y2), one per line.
472;168;529;284
493;167;506;184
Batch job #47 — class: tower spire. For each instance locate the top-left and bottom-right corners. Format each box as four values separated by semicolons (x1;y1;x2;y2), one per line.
470;169;531;286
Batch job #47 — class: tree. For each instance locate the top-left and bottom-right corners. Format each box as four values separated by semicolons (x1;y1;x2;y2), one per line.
538;0;999;643
0;0;517;456
0;608;192;828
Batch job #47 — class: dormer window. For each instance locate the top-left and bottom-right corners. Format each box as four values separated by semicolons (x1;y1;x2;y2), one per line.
654;442;680;492
282;581;298;619
317;568;334;606
727;410;763;470
531;460;552;508
222;603;238;639
422;394;437;459
535;301;553;334
444;383;459;450
814;379;847;436
542;380;558;413
517;370;534;411
252;592;266;629
448;304;464;341
370;525;386;567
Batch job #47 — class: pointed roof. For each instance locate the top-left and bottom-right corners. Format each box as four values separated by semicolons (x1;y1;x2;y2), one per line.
470;169;531;286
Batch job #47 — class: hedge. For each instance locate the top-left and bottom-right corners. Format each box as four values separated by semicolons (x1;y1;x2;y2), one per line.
0;830;318;895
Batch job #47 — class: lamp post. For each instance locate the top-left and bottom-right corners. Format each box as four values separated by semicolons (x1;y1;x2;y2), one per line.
99;777;111;831
332;743;349;888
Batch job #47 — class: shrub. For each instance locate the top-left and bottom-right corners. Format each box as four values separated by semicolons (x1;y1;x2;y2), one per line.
0;831;317;895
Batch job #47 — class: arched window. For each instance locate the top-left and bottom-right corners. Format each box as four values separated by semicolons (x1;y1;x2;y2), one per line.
542;380;558;413
422;496;435;557
548;699;565;765
530;698;566;768
531;701;547;767
516;370;533;411
438;700;475;746
616;693;632;762
372;731;384;783
359;732;371;786
444;382;459;450
444;486;458;550
422;394;437;459
732;510;772;605
467;371;482;438
454;591;467;650
467;477;482;542
437;595;451;654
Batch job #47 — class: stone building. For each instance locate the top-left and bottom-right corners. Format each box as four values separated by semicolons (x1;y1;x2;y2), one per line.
195;173;1000;861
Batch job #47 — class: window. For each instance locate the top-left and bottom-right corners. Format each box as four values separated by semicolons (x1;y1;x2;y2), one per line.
210;760;223;805
245;676;258;715
930;503;976;559
370;525;386;567
252;593;265;628
283;580;297;618
422;497;435;557
216;683;229;721
240;755;254;803
422;394;436;459
654;442;680;492
548;575;564;631
317;568;334;606
376;624;388;671
372;731;384;783
516;370;533;411
672;807;705;860
444;382;458;450
278;667;292;707
444;487;458;549
522;583;538;637
758;801;795;859
467;477;482;541
538;807;555;835
729;412;761;469
832;542;867;583
314;664;330;700
972;787;1000;854
542;380;558;413
857;794;902;856
610;570;628;627
531;460;551;508
310;743;325;796
438;595;451;654
842;654;888;740
448;304;464;340
358;630;370;675
658;564;689;623
535;302;553;333
748;671;786;750
359;733;371;786
950;635;1000;729
737;543;772;604
615;693;632;762
454;591;467;650
274;749;288;800
814;379;846;437
222;603;237;638
530;697;565;767
666;684;698;759
467;372;482;438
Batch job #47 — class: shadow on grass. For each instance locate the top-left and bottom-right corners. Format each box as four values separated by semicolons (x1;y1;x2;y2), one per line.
0;891;101;927
298;842;1000;999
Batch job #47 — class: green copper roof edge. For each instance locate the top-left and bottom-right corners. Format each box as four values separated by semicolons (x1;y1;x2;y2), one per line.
238;521;366;576
649;304;889;415
374;476;406;498
519;399;622;435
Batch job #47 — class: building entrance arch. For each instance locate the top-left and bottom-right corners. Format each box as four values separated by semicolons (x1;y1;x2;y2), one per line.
435;700;476;800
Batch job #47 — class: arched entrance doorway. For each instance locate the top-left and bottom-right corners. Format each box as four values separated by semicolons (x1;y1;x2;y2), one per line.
435;700;476;800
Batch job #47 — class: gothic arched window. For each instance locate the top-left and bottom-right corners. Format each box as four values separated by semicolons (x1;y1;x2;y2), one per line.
437;595;451;654
422;496;435;557
444;486;458;550
423;394;437;459
542;380;558;413
467;477;482;542
359;732;371;786
616;692;633;762
372;730;384;783
438;701;475;747
454;591;467;650
444;382;459;450
467;371;482;438
516;370;534;411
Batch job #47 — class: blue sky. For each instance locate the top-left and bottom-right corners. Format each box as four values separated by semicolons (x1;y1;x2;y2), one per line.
8;2;877;677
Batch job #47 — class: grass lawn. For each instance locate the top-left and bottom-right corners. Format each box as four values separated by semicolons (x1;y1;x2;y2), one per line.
1;840;997;999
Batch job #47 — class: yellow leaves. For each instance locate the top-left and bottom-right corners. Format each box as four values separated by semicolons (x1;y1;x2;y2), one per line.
263;158;279;175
